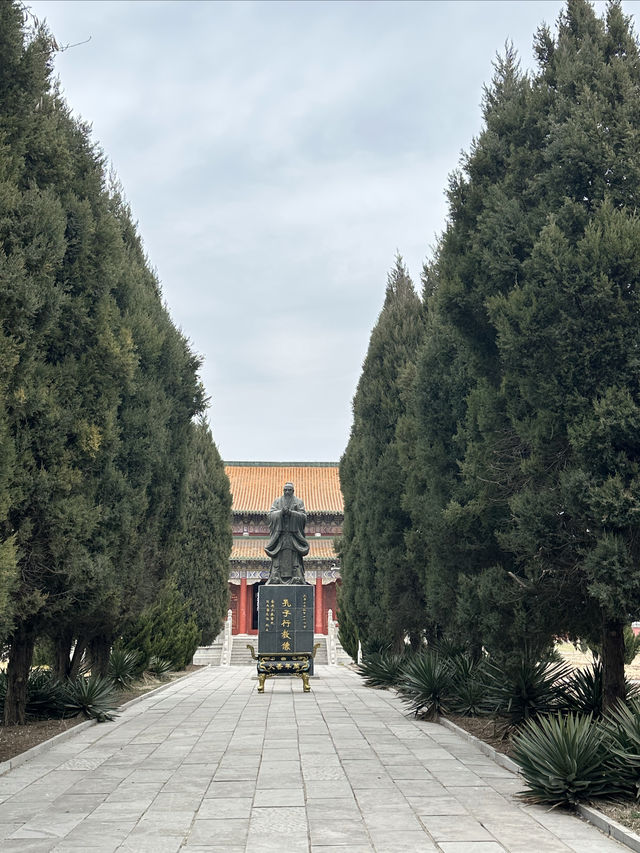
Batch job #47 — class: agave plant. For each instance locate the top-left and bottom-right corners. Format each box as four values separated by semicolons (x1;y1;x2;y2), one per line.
602;699;640;798
25;669;66;719
431;637;468;659
357;651;408;689
397;651;452;719
564;662;640;718
446;654;489;717
485;656;571;728
146;656;173;678
563;662;604;717
513;713;620;805
108;649;140;690
64;675;118;722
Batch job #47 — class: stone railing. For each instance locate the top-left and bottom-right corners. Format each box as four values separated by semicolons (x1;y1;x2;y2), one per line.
221;609;232;666
327;609;338;666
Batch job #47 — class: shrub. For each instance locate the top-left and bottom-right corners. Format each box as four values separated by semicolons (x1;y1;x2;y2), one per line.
357;651;408;689
120;578;201;670
513;713;620;805
485;656;571;728
625;626;640;665
579;625;640;666
397;652;452;719
64;675;118;722
107;649;141;690
336;594;359;663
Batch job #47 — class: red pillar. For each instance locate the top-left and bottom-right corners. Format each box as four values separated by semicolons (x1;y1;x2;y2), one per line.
315;577;324;634
239;577;248;634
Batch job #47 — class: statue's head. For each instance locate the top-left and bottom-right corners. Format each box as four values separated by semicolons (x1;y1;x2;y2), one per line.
283;482;294;496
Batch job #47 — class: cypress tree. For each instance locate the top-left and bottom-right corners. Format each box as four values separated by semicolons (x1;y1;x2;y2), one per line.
405;0;640;703
0;3;207;720
172;418;232;645
340;257;426;652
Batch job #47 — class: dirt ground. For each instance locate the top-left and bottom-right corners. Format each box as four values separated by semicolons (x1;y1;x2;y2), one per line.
0;667;203;765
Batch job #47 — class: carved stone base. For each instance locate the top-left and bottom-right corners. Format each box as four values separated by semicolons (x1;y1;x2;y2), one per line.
248;645;319;693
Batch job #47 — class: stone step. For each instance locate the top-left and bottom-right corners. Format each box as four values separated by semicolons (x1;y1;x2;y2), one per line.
227;635;330;666
230;636;257;665
313;637;328;665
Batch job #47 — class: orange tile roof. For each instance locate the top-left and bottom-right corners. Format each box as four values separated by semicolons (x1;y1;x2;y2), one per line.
231;537;338;561
225;463;343;515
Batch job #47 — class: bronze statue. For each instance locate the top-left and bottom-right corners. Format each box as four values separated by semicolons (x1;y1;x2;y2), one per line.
264;482;310;585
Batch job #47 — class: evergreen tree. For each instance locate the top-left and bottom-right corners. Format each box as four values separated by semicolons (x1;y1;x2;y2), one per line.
404;0;640;703
172;418;231;645
340;257;426;652
0;3;206;721
121;576;201;671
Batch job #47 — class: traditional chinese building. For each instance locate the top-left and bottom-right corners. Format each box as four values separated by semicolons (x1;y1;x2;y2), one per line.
225;462;343;637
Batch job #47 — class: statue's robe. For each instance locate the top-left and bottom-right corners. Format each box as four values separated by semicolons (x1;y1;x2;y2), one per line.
265;496;310;584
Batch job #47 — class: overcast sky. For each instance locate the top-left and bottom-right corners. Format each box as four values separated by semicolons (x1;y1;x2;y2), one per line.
27;0;640;462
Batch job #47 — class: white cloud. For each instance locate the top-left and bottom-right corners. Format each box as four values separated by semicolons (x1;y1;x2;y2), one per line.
27;0;640;460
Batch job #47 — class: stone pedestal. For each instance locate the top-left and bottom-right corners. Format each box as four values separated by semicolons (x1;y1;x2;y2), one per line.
256;585;316;689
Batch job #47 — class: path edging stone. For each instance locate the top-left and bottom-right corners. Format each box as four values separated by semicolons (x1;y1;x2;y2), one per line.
439;716;640;853
0;667;203;778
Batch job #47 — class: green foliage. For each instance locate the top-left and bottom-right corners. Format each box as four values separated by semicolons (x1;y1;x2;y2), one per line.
357;651;408;689
0;2;208;724
448;654;490;717
121;578;200;671
393;0;640;704
485;657;572;728
602;700;640;799
449;675;490;718
564;663;606;718
63;674;117;722
340;256;426;652
513;714;620;805
171;419;231;645
397;652;453;719
580;626;640;667
560;662;640;718
361;636;395;657
22;669;66;719
0;538;17;649
146;656;173;678
107;648;140;690
625;626;640;665
31;637;55;669
0;668;66;720
336;584;359;662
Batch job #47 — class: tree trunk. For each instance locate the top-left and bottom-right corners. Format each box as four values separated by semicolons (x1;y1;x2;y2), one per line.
4;622;36;726
68;637;87;679
602;617;626;711
54;632;73;680
89;634;111;677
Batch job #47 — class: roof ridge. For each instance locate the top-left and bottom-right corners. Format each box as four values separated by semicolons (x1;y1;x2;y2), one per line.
225;461;339;467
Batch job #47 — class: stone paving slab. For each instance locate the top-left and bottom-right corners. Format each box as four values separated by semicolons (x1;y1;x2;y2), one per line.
0;666;630;852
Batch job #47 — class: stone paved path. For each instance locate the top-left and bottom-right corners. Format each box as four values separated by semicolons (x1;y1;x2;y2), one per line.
0;666;628;852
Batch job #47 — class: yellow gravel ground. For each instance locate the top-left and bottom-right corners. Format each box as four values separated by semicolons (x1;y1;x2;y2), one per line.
555;641;640;681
